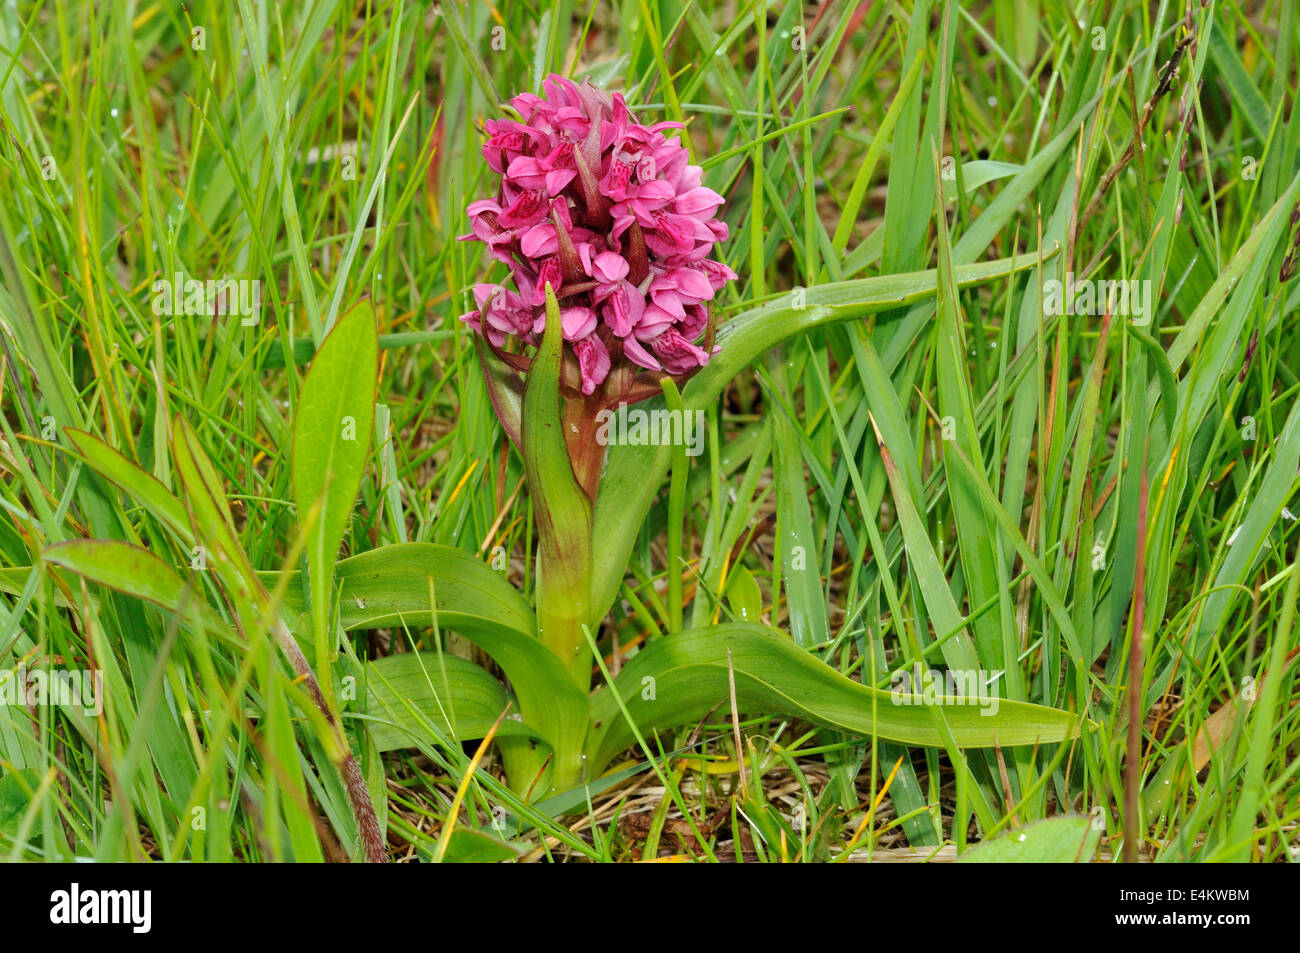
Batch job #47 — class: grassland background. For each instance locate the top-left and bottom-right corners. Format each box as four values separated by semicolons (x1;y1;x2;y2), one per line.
0;0;1298;862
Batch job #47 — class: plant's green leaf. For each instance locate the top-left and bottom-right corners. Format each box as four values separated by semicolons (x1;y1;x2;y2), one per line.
264;542;536;640
725;565;763;623
365;651;538;752
64;429;191;540
0;770;39;837
474;335;523;449
687;252;1054;417
522;285;592;689
291;300;379;646
274;543;583;768
940;159;1024;201
585;624;1082;771
437;826;522;862
170;415;258;592
43;540;227;635
956;816;1101;862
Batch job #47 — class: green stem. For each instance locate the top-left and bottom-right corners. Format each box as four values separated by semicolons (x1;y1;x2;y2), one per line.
537;561;592;691
536;549;592;792
522;285;597;792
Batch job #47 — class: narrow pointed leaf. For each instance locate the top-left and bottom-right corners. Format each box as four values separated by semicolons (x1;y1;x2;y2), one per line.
475;336;524;449
170;415;259;589
64;429;191;540
43;540;228;635
522;284;592;686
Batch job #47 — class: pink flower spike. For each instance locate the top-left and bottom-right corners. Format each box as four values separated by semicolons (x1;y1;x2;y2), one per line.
459;76;736;396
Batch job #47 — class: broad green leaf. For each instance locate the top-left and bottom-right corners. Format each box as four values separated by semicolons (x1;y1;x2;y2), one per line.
687;252;1054;417
585;624;1082;772
437;826;522;863
292;300;379;649
271;543;584;774
263;542;536;641
956;816;1101;863
365;652;538;752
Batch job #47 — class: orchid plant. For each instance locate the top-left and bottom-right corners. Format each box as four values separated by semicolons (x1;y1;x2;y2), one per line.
403;75;1082;798
44;76;1082;860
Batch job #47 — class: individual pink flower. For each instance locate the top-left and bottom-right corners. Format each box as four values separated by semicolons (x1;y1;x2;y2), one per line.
459;74;736;397
464;283;531;348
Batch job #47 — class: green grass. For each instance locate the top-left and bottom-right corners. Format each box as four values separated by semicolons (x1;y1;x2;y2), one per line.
0;0;1298;862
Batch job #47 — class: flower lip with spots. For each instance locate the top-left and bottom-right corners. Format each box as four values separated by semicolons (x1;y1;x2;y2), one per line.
459;73;736;396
